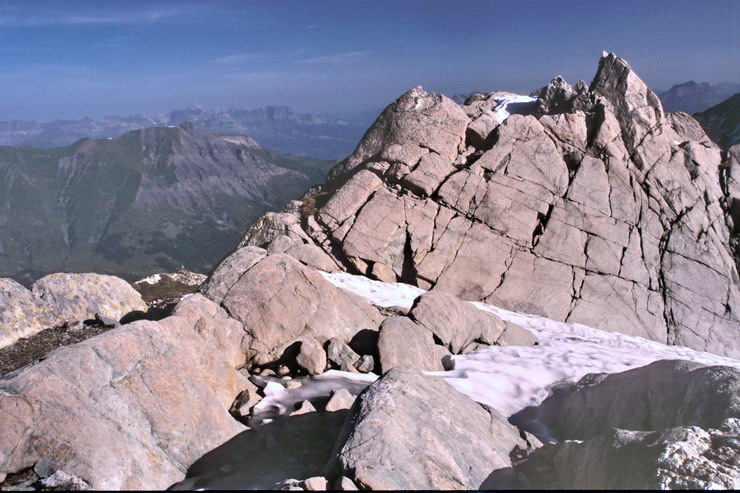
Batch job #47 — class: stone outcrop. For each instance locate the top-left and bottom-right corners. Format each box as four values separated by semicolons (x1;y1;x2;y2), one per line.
513;359;740;442
495;360;740;490
327;368;528;490
0;273;147;349
491;424;739;490
241;52;739;358
201;249;383;368
0;294;248;489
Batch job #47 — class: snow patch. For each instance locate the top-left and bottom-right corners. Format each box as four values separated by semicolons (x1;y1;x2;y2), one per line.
490;94;538;123
134;273;161;285
320;271;740;417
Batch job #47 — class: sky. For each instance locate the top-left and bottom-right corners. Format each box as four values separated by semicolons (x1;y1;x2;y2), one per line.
0;0;738;121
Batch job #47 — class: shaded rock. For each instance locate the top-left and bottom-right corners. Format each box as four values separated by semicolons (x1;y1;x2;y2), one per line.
376;316;444;372
0;294;247;490
335;476;358;490
230;379;262;419
489;425;739;490
296;338;328;375
325;388;356;412
354;355;375;373
326;338;360;372
205;253;383;368
327;368;526;490
513;359;740;442
409;291;505;354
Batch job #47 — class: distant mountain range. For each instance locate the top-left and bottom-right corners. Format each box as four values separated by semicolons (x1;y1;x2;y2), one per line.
0;123;333;284
694;93;739;150
0;105;366;160
656;81;740;114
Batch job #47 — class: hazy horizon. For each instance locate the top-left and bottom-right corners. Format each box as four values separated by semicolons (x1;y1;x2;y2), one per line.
1;0;738;122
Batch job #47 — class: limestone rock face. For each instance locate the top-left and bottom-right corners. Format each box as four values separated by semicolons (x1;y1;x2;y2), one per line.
328;368;526;490
202;252;383;367
0;273;147;349
244;52;738;357
0;294;247;490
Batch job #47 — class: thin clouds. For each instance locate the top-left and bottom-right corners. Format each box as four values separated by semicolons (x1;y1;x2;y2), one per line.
0;6;200;27
299;51;371;64
213;50;305;65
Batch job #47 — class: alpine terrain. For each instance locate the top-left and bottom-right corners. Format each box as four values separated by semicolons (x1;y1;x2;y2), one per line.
0;53;738;491
0;123;332;284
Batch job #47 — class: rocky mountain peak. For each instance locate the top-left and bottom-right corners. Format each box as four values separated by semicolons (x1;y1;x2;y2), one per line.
241;52;739;358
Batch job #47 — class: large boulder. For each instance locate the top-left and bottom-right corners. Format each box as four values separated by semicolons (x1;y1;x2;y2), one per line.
0;294;247;490
488;424;739;490
327;368;527;490
0;273;147;349
32;273;148;325
513;360;740;442
376;316;445;372
409;291;506;354
203;252;383;367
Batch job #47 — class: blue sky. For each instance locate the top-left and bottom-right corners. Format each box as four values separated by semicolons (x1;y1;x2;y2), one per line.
0;0;738;121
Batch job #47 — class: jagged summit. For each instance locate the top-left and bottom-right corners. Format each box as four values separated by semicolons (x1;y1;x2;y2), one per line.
241;53;739;358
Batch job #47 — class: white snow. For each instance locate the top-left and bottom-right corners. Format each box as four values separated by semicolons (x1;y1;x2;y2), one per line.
320;271;740;417
134;273;161;285
490;94;538;123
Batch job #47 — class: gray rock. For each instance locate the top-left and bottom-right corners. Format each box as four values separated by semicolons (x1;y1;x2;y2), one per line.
514;359;740;442
291;400;317;416
376;316;444;372
409;291;506;354
326;338;360;372
489;425;739;490
354;355;375;373
328;368;526;490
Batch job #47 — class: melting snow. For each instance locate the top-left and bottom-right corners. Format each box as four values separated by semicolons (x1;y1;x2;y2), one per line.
320;271;740;417
134;273;162;285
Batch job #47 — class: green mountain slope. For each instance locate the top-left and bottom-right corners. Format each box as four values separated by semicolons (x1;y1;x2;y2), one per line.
0;123;333;284
693;93;739;150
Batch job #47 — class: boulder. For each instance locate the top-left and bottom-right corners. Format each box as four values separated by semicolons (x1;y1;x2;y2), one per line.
0;294;247;490
327;368;526;490
513;359;740;442
204;253;383;367
0;273;147;349
295;337;328;375
199;246;267;304
409;291;506;354
376;316;444;372
496;322;539;347
326;338;361;372
489;425;739;490
325;388;356;412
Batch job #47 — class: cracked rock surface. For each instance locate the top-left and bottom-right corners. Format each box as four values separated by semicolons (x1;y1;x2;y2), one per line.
243;52;739;358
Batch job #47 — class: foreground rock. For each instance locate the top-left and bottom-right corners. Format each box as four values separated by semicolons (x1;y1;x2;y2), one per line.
513;359;740;442
0;273;147;349
202;250;383;369
489;424;739;490
0;294;247;490
327;368;528;490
